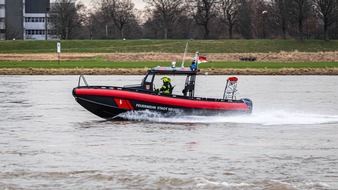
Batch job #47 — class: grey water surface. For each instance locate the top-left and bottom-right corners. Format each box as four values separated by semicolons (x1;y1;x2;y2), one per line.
1;75;338;190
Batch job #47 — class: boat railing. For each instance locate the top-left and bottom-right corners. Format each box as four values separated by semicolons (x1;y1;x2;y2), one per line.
78;75;89;87
223;77;238;100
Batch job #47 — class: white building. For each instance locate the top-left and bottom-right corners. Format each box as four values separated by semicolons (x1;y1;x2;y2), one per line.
0;0;57;40
0;0;5;40
24;13;49;40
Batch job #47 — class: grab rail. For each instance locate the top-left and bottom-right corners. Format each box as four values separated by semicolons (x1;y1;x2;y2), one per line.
78;75;89;87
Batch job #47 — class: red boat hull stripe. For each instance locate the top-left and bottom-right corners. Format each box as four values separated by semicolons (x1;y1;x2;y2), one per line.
114;98;134;110
76;89;249;111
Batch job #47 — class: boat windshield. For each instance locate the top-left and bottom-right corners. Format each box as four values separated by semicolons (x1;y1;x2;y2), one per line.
145;73;154;83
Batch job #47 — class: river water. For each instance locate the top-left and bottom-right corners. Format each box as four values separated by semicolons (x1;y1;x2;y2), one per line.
1;75;338;190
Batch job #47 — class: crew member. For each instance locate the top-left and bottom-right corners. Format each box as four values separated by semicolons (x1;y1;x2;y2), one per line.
190;60;197;71
157;77;172;94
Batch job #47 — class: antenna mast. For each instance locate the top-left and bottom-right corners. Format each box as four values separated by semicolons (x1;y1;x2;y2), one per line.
181;42;189;68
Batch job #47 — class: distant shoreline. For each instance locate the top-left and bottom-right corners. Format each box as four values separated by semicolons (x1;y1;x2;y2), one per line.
1;68;338;75
1;52;337;75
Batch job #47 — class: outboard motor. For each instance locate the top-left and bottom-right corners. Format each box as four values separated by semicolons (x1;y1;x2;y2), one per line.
223;77;238;100
241;98;253;114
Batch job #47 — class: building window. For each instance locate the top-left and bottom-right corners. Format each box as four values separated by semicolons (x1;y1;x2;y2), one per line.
24;17;45;23
25;30;46;35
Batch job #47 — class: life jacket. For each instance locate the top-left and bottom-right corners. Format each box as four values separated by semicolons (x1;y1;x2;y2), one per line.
159;82;172;94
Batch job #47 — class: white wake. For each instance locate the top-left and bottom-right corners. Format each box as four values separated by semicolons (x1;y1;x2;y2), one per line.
117;110;338;126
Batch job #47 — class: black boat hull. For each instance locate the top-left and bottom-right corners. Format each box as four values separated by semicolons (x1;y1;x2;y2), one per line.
73;87;253;120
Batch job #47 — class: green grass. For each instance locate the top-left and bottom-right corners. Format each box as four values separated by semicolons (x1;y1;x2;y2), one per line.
1;60;337;69
0;39;337;53
0;60;159;68
201;62;338;69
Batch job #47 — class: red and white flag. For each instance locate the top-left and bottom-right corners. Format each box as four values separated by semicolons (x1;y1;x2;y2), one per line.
198;56;208;64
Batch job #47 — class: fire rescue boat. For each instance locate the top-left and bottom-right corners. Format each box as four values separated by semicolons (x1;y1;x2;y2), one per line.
72;52;253;120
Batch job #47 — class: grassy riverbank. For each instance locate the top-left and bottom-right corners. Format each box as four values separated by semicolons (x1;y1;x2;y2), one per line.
0;40;337;75
1;39;338;53
0;60;337;69
1;59;337;75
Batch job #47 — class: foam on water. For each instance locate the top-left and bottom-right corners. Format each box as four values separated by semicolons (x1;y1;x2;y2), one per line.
194;177;254;188
117;110;338;125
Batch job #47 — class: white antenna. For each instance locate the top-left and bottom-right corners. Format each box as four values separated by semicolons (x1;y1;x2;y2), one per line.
194;51;199;62
181;42;189;68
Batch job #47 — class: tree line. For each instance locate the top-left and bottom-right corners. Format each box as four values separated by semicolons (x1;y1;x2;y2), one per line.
49;0;338;40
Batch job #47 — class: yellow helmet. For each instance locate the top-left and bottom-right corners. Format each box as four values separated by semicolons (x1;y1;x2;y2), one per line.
161;77;171;83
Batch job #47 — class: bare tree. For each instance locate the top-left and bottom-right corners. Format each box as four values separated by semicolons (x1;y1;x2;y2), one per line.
193;0;217;39
5;25;21;40
144;0;184;39
313;0;338;40
86;0;338;40
289;0;311;40
255;1;270;39
220;0;240;39
92;0;116;39
49;0;86;39
270;0;292;39
236;0;252;39
111;0;136;39
92;0;137;39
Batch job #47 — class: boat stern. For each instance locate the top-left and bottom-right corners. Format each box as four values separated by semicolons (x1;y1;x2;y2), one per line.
241;98;253;114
